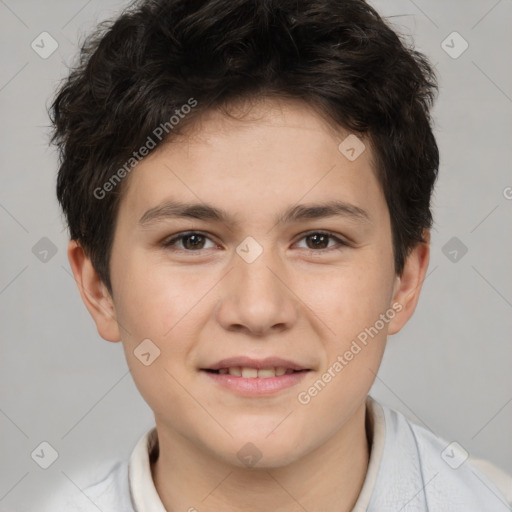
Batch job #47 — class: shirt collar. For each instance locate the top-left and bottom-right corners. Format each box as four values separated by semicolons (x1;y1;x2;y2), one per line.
128;426;167;512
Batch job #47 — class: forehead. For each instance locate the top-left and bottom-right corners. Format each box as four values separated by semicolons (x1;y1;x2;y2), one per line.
117;98;386;227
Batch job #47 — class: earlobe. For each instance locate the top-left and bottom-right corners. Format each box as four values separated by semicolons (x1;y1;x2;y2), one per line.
387;231;431;336
67;240;121;342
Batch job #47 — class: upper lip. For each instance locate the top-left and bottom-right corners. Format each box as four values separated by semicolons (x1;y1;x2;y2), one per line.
202;356;310;371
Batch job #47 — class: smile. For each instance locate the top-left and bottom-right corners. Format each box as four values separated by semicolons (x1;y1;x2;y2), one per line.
201;368;310;395
205;367;301;378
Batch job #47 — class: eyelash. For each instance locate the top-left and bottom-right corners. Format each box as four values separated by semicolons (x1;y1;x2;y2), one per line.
162;230;350;254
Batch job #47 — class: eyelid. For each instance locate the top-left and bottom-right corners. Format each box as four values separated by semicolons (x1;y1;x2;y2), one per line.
163;230;219;250
162;230;351;253
293;230;351;249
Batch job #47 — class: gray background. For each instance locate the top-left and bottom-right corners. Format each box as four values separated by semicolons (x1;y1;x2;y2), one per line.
1;0;511;510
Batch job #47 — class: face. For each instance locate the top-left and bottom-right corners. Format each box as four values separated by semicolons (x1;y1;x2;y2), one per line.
71;98;427;468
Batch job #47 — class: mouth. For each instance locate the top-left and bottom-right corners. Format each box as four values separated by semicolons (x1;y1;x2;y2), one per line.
202;367;308;378
199;357;312;395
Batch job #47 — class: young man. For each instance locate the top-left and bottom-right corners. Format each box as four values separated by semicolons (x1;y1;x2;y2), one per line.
48;0;511;510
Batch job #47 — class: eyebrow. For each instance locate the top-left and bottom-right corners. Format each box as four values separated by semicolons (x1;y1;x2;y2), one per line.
138;199;371;228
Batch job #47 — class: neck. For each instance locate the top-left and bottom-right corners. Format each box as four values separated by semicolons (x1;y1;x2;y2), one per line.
152;401;371;512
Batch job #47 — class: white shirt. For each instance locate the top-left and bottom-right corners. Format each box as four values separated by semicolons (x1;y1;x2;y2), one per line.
43;396;512;511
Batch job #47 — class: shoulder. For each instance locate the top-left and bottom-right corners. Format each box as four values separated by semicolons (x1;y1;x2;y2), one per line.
368;397;512;511
469;456;512;505
40;459;134;512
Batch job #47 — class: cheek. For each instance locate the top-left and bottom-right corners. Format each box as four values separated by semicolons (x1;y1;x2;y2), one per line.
296;264;392;420
304;257;394;338
299;253;394;403
112;250;208;340
113;266;202;416
112;257;215;401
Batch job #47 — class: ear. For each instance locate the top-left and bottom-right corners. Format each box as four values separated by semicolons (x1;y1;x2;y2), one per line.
67;240;121;342
387;230;431;335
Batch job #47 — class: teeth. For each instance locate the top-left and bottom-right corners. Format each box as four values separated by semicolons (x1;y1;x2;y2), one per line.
216;366;296;378
241;367;258;378
257;368;276;378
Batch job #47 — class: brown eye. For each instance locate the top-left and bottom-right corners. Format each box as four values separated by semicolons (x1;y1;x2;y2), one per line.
295;231;348;252
305;233;330;249
163;232;215;251
182;234;205;250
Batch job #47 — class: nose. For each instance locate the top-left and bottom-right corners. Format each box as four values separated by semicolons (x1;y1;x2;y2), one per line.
214;247;299;337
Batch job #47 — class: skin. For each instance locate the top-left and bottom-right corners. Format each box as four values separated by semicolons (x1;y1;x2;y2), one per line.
68;97;430;512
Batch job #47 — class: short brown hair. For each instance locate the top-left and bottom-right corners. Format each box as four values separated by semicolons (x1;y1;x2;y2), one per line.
50;0;439;293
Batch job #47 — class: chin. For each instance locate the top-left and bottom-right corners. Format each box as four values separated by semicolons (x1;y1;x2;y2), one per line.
218;432;307;470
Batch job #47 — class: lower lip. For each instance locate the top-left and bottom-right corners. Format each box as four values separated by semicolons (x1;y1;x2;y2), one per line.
201;370;310;396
